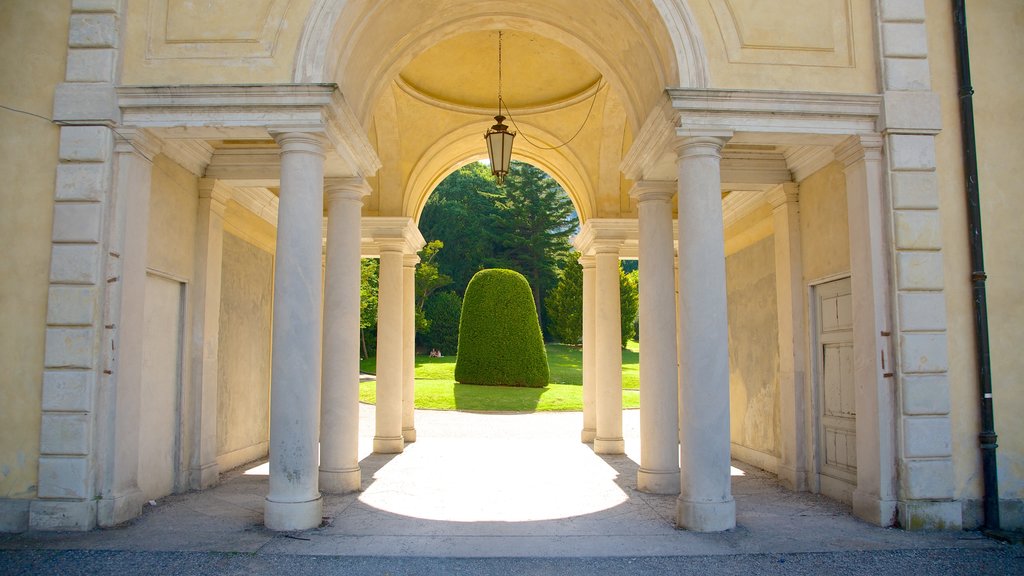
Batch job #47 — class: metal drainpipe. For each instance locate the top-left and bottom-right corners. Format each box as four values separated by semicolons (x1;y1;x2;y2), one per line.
951;0;1000;531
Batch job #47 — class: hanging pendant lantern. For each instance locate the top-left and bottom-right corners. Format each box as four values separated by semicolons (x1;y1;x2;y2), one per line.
484;31;515;185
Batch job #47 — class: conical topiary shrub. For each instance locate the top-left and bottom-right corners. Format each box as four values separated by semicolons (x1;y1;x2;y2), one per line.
454;269;549;387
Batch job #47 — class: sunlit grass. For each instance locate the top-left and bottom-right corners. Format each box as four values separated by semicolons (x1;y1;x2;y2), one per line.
359;342;641;412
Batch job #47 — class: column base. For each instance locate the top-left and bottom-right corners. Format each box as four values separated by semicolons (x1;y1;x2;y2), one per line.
189;461;220;491
593;436;625;454
265;494;323;531
637;468;681;495
581;428;596;443
853;489;898;527
373;435;405;454
402;427;417;443
319;466;361;494
96;486;146;528
676;496;736;532
776;464;808;492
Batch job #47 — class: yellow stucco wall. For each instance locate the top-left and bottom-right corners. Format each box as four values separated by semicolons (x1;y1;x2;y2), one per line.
217;232;274;469
726;236;781;458
147;155;198;279
798;162;851;283
0;0;70;500
928;0;1024;511
689;0;878;93
120;0;314;85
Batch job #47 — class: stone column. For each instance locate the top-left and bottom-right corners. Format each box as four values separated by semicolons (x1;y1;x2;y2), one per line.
631;181;680;494
374;242;405;453
402;254;419;443
264;132;326;531
675;134;735;532
766;183;808;492
189;179;230;490
580;256;597;443
836;135;898;526
593;243;624;454
319;178;370;494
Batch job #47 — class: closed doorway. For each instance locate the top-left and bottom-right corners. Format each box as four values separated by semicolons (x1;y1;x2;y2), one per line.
138;272;186;500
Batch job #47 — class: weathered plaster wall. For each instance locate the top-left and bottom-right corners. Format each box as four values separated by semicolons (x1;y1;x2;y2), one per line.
926;0;1024;528
798;162;850;283
120;0;314;85
216;232;274;471
726;236;781;459
0;0;70;511
689;0;878;93
147;155;198;278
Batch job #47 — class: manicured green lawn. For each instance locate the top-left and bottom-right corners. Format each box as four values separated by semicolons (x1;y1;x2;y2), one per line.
358;342;641;412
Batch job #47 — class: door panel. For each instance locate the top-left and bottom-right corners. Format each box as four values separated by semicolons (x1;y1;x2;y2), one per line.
814;277;856;495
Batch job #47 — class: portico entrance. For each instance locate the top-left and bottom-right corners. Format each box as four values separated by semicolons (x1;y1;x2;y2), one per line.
30;0;963;535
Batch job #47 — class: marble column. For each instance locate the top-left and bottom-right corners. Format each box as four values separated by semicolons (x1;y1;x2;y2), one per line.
374;242;405;453
265;131;326;531
580;256;597;443
402;254;419;443
632;181;680;494
593;243;624;454
319;178;370;494
767;183;809;492
189;179;230;491
675;133;735;532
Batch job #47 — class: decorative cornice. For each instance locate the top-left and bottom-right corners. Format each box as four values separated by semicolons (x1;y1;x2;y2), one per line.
161;139;213;176
721;190;769;231
668;89;882;136
619;102;676;181
117;84;381;177
783;145;835;182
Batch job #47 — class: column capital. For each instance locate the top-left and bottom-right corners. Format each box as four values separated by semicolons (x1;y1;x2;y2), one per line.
629;180;676;204
271;130;327;156
764;182;800;210
673;131;733;160
834;134;884;168
376;239;406;255
114;127;163;160
325;177;372;204
579;254;596;268
403;253;420;266
592;239;623;256
197;178;233;212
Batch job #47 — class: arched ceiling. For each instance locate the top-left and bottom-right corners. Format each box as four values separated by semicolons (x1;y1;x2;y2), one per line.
299;0;698;221
398;30;602;113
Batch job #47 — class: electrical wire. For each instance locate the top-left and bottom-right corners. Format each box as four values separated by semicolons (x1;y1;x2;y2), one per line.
499;79;603;151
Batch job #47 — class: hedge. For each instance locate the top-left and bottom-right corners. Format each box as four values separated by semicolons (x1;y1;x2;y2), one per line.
454;269;549;387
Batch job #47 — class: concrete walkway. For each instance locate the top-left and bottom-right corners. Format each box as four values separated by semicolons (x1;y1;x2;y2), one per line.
2;405;1021;574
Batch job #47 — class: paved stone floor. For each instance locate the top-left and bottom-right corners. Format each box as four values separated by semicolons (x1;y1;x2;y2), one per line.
2;406;1022;574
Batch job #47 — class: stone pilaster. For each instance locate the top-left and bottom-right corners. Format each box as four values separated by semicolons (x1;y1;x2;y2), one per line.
675;133;735;532
31;0;127;532
319;178;370;494
766;183;808;492
264;131;326;531
188;179;230;491
631;181;680;494
875;0;960;530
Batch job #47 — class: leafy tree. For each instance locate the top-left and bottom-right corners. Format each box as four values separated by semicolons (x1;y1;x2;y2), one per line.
418;161;578;337
421;290;462;355
482;162;578;331
359;258;379;359
545;253;583;345
619;267;639;348
414;240;452;333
